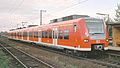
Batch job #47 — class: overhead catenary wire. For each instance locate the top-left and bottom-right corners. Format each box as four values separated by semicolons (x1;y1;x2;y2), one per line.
59;0;89;11
25;0;89;25
47;0;89;15
7;0;18;14
9;0;25;15
43;0;89;20
8;0;25;29
8;0;89;28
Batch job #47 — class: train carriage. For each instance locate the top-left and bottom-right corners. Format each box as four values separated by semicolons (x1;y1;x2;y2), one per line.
8;15;109;52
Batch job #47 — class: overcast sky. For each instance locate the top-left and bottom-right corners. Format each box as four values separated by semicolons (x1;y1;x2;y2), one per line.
0;0;120;32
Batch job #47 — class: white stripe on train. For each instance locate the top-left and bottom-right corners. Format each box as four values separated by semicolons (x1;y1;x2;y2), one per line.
9;38;108;51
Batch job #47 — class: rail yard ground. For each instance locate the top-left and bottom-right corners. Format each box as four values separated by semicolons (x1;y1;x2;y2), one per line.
0;49;9;68
0;36;107;68
0;45;23;68
0;36;119;68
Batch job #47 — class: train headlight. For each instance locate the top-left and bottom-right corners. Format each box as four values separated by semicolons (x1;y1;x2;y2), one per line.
84;39;89;43
106;39;109;42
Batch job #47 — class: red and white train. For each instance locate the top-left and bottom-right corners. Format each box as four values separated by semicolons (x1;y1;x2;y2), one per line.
8;15;109;52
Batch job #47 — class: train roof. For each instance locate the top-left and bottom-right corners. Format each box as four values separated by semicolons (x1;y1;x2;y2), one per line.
9;18;83;32
50;15;89;24
9;15;102;32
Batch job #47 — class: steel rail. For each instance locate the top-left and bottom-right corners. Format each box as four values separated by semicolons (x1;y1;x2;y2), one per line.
1;36;120;68
106;53;120;57
0;43;28;68
36;46;120;68
0;43;54;68
16;48;54;68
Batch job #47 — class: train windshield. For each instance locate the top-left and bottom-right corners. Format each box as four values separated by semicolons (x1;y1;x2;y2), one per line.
86;18;105;34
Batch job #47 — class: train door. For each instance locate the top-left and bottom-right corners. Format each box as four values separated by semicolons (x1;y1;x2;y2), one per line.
53;28;58;46
38;30;42;42
73;23;77;46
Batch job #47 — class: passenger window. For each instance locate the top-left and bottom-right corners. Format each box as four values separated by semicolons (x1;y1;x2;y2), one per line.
74;24;76;32
45;32;48;38
58;30;63;39
64;30;69;40
23;32;27;37
34;32;38;38
25;32;26;37
20;32;22;37
29;32;32;37
15;33;16;37
42;31;45;38
23;32;25;37
49;31;52;38
53;31;54;39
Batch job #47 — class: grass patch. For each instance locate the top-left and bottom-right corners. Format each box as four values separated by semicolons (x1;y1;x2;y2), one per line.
0;50;10;68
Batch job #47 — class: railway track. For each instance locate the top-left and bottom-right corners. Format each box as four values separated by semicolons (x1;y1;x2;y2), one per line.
1;36;120;68
107;50;120;56
24;42;120;68
34;46;120;68
0;42;54;68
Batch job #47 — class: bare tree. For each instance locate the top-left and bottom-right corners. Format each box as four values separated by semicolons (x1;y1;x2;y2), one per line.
115;4;120;23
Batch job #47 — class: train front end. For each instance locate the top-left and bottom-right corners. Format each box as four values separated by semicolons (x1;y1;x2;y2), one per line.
83;18;109;51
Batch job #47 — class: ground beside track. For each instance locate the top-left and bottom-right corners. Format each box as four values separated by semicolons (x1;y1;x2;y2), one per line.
0;49;9;68
0;36;108;68
0;47;23;68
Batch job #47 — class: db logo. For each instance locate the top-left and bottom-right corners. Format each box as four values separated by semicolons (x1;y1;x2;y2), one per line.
96;40;100;43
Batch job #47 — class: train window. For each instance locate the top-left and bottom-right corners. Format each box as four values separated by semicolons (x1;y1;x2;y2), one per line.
23;32;27;37
25;32;28;37
22;32;24;37
53;31;54;39
23;32;24;37
29;32;33;37
12;33;14;36
64;30;69;40
19;32;21;37
42;31;45;38
13;33;15;36
32;32;34;37
34;32;38;38
12;33;13;36
42;32;44;38
25;32;26;37
55;31;57;39
74;24;76;32
18;32;20;37
14;33;15;36
29;32;30;37
16;32;17;37
20;32;21;37
45;32;48;38
18;32;19;37
14;33;16;37
58;30;62;39
21;32;23;37
49;31;52;38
